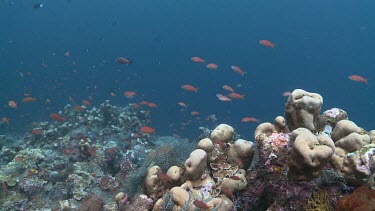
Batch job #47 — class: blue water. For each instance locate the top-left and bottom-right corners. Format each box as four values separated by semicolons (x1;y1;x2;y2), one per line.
1;0;374;139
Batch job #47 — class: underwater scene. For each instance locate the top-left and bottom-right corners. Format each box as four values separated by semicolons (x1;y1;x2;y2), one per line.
1;0;375;210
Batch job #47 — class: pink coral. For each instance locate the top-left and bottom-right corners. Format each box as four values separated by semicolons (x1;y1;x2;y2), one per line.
268;132;290;153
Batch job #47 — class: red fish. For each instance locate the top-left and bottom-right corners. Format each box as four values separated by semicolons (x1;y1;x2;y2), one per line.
206;63;218;70
230;175;241;180
282;91;292;96
220;187;234;198
349;75;368;84
147;102;158;108
181;85;198;92
193;199;211;209
140;126;155;134
50;113;65;122
231;65;246;76
222;85;235;92
116;57;132;64
191;56;205;63
190;111;199;116
124;91;136;99
178;102;188;107
228;93;245;99
31;129;43;135
2;117;9;124
260;40;275;48
82;100;91;107
8;100;17;108
216;93;231;102
241;117;260;123
22;97;37;102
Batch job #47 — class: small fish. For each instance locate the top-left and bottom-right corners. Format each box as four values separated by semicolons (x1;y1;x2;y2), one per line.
190;111;199;116
50;113;65;122
282;91;292;96
206;63;218;70
220;187;234;198
116;57;133;64
74;105;85;111
2;117;9;125
147;102;158;108
260;40;275;48
8;100;17;108
241;117;260;123
82;100;91;107
110;92;116;97
31;129;43;135
222;85;235;92
191;56;205;63
349;75;368;84
230;175;241;180
178;102;188;107
181;85;198;92
124;91;136;99
22;97;37;102
228;93;245;99
140;126;155;134
216;93;231;102
193;199;211;209
33;3;44;9
231;65;246;76
156;172;172;183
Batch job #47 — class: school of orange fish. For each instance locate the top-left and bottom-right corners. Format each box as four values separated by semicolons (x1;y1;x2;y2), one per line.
2;40;370;135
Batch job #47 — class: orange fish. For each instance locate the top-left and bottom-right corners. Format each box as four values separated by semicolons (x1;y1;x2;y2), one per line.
124;91;136;99
178;102;188;107
282;91;292;96
193;199;211;209
260;40;275;48
21;97;36;102
190;111;199;115
181;85;198;92
140;126;155;134
228;93;245;99
191;56;205;63
50;113;65;122
222;85;235;92
31;129;43;135
206;63;218;70
2;117;9;124
82;100;91;107
74;105;85;111
8;100;17;108
147;102;158;108
231;65;246;76
349;75;368;84
241;117;260;123
221;187;234;198
230;175;241;180
216;93;231;102
140;101;149;105
116;57;133;64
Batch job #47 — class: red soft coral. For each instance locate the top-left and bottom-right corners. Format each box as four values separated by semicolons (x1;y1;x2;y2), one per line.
335;186;375;211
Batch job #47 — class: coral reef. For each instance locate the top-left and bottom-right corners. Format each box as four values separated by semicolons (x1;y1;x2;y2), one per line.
1;89;375;210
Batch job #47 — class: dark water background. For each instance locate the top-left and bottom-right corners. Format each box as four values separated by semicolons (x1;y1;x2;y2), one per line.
1;0;374;140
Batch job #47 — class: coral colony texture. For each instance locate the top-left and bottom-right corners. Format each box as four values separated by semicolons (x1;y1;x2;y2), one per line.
1;89;375;210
